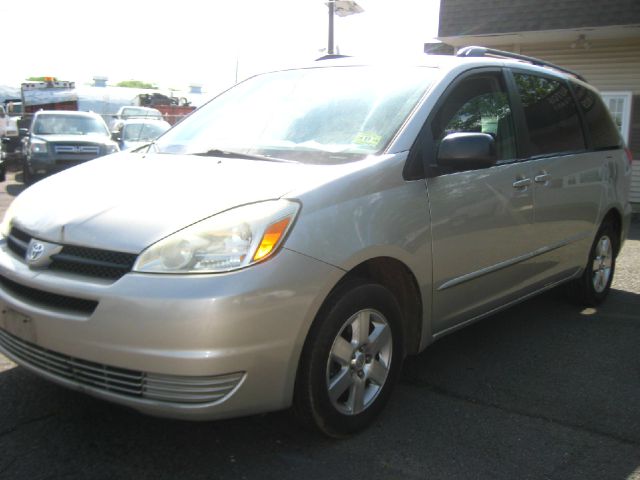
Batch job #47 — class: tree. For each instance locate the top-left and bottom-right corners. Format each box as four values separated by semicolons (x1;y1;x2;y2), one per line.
116;80;157;89
26;76;54;82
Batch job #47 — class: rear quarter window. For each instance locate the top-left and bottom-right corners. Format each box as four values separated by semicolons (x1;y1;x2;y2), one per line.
571;83;622;150
513;73;585;156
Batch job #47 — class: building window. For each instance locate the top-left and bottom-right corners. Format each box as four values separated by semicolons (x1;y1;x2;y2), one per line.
601;92;632;144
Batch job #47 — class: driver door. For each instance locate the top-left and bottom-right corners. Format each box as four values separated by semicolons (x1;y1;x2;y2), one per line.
425;69;537;334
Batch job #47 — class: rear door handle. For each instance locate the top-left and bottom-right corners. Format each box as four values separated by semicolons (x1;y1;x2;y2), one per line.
534;173;552;184
513;178;532;189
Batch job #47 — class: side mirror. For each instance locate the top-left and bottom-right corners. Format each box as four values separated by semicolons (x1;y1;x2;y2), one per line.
437;132;497;170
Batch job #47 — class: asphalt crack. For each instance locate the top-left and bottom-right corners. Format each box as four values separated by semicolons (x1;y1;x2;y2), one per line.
0;411;58;438
401;378;640;448
0;456;18;477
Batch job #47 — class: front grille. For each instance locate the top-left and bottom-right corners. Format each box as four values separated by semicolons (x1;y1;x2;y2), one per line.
10;227;31;243
7;227;137;280
50;246;137;280
53;145;100;155
0;328;245;405
7;229;28;258
0;275;98;315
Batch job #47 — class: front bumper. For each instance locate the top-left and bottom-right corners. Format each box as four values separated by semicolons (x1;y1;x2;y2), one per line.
0;243;342;420
27;155;87;175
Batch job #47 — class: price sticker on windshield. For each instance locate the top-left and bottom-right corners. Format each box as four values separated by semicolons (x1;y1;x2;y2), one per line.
353;132;382;148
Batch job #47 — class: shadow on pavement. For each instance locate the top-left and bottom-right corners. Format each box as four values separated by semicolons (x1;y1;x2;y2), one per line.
6;183;26;197
402;288;640;440
627;218;640;241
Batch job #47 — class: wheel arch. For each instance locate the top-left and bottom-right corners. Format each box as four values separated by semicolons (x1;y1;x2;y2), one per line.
600;207;623;256
313;256;424;357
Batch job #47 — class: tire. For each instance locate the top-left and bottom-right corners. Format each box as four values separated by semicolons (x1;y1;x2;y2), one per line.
568;220;618;307
0;165;5;183
294;280;404;437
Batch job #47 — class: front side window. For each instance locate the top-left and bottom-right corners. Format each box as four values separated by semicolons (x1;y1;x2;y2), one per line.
513;73;585;156
431;72;516;161
155;66;436;164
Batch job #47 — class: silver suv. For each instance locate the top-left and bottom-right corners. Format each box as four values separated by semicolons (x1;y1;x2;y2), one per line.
0;48;631;436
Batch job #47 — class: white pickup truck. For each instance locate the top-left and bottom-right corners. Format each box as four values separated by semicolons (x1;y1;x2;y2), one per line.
0;102;22;176
0;105;16;136
0;103;20;179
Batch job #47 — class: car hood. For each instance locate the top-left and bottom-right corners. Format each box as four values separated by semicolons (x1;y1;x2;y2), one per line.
9;152;335;253
34;133;111;144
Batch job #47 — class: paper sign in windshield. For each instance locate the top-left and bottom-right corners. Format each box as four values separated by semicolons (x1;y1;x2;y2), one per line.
353;132;382;148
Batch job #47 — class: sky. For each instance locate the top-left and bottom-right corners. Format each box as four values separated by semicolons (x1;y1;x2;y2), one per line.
0;0;440;95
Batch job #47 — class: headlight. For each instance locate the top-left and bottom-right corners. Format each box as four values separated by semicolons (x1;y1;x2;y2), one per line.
133;200;300;274
104;142;119;154
30;139;48;154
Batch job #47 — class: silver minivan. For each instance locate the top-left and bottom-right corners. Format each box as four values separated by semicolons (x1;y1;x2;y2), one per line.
0;48;632;436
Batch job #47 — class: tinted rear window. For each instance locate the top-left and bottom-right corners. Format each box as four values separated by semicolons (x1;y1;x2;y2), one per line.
513;73;585;156
571;83;622;150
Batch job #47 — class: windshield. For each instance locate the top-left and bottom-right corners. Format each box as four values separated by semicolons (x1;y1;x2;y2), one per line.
123;122;170;141
155;66;435;164
33;114;108;136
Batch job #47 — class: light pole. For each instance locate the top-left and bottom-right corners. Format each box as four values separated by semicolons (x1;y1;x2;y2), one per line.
326;1;364;55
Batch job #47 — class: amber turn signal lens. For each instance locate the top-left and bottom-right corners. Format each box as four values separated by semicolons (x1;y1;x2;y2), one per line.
253;217;292;261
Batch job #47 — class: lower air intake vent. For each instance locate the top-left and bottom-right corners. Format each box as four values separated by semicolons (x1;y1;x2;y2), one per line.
0;329;245;405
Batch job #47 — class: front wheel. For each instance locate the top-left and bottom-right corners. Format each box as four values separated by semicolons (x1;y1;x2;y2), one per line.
568;221;618;306
294;281;404;437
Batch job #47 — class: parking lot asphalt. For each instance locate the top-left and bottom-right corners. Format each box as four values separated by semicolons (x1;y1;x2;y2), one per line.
0;170;638;480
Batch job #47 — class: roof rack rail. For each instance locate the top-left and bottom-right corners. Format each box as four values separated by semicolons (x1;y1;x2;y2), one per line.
456;46;587;82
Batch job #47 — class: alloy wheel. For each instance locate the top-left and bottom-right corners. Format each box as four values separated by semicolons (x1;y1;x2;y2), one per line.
592;234;613;293
325;308;393;416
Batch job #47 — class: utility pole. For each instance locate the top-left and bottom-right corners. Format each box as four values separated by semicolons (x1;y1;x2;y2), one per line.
328;1;335;55
326;1;363;56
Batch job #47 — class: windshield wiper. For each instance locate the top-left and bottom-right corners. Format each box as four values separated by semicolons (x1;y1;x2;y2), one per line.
190;149;297;163
131;142;154;153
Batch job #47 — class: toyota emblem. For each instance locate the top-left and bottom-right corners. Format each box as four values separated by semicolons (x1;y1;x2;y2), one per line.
27;242;45;262
24;239;63;269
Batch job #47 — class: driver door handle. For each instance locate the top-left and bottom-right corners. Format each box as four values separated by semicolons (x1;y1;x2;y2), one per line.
513;178;532;189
